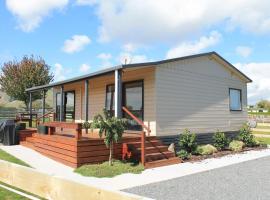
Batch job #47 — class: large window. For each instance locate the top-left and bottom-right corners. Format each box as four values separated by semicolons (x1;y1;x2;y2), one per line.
105;85;115;116
229;88;242;111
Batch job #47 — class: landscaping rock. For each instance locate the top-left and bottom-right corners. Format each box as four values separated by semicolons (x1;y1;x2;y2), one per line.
229;140;245;152
168;143;175;153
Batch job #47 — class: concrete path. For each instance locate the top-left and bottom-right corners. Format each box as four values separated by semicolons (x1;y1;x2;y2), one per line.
125;156;270;200
1;145;270;191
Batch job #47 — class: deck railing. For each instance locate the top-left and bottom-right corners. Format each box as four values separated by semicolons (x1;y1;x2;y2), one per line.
36;111;56;125
122;106;151;165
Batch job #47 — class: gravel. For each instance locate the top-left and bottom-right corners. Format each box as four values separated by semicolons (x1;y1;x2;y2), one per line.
124;156;270;200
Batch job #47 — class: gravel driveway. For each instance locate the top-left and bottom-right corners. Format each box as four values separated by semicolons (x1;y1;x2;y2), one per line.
124;156;270;200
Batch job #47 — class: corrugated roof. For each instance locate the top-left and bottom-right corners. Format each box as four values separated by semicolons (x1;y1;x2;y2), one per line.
26;51;252;92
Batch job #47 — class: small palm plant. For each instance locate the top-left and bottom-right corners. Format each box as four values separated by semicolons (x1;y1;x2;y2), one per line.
91;109;127;166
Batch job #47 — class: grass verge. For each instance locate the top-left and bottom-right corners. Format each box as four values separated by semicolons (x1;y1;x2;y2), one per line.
256;137;270;145
0;149;30;167
74;160;144;178
253;131;270;135
0;185;30;200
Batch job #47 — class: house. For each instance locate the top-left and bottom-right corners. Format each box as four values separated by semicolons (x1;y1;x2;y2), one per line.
23;51;252;168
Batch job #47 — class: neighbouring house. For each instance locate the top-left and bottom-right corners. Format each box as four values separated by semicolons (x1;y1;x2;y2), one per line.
22;51;252;168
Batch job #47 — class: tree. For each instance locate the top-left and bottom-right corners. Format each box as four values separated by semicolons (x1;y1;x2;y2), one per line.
91;109;127;166
256;100;270;110
0;55;54;109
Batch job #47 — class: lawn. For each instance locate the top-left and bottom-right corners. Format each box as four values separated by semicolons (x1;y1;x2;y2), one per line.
255;137;270;145
74;160;144;178
0;185;30;200
253;131;270;135
0;149;30;167
248;112;270;116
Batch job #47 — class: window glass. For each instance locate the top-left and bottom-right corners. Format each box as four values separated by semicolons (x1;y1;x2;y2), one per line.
105;85;115;115
230;89;241;111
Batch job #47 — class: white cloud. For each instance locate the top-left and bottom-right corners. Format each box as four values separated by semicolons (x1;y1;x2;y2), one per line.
234;62;270;104
88;0;270;44
97;53;112;60
6;0;68;32
236;46;252;58
79;63;90;72
54;63;66;81
122;43;137;52
76;0;97;6
62;35;91;54
166;31;221;59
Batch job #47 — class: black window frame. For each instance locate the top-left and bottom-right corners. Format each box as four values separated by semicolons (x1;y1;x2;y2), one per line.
229;88;242;111
104;79;144;120
55;90;76;121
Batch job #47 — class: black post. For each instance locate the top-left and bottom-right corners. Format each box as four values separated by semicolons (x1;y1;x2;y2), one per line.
85;80;89;121
42;90;46;123
29;92;32;127
60;85;64;122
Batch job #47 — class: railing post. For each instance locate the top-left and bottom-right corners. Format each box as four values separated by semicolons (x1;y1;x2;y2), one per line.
42;90;46;123
141;131;145;166
29;92;32;128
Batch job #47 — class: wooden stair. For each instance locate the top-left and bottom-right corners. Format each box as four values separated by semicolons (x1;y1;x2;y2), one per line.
124;136;181;169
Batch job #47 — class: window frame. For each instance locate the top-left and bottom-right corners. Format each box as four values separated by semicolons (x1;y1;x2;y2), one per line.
229;88;242;111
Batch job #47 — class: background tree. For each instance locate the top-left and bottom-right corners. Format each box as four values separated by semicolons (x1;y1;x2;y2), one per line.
256;100;270;110
91;109;127;166
0;55;54;110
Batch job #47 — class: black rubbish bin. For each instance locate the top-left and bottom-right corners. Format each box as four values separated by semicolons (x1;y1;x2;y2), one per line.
37;125;48;135
0;119;19;145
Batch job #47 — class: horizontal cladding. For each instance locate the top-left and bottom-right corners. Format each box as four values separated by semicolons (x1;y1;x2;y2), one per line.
155;56;248;136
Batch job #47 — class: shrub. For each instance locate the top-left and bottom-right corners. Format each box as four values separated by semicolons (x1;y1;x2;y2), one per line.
237;124;256;147
196;144;218;155
229;140;245;152
213;131;230;150
177;150;191;160
179;129;197;153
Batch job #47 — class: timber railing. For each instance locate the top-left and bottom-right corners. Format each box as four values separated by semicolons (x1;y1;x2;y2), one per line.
122;106;151;165
36;111;56;125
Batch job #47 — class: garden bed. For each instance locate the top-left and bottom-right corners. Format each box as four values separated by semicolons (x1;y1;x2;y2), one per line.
183;146;267;163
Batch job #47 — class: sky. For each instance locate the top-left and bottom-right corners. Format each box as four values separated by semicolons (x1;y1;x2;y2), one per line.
0;0;270;105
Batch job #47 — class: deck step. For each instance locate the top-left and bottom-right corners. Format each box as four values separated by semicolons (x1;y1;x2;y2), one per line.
145;151;175;162
20;141;35;149
145;157;182;169
138;146;169;154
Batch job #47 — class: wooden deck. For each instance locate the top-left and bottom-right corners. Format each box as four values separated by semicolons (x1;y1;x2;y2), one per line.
19;128;181;168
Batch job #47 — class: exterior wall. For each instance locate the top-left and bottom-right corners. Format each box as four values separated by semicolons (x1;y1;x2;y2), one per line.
53;67;157;135
155;56;248;136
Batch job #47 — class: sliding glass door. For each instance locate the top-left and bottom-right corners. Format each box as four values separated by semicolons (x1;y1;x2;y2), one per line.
123;81;144;130
55;91;75;121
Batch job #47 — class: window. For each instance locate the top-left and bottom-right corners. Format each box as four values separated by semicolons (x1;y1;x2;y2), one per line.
105;85;115;116
229;88;242;111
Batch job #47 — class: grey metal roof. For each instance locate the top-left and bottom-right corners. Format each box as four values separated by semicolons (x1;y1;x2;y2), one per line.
25;51;252;92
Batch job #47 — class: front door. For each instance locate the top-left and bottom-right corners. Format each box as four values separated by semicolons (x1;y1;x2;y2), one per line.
122;80;144;130
55;91;75;121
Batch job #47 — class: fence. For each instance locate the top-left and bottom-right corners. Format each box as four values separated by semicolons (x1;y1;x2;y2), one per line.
0;160;148;200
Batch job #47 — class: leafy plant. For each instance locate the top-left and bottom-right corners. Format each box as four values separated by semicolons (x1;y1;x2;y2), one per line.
82;121;91;129
237;124;256;147
177;150;191;160
91;109;127;166
196;144;218;155
229;140;245;152
213;131;230;150
179;129;197;153
0;55;54;109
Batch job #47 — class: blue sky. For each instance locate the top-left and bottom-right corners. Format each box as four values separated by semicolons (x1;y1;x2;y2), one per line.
1;0;270;104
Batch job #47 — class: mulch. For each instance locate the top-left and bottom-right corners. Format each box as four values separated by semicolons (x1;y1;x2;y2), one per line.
183;146;267;163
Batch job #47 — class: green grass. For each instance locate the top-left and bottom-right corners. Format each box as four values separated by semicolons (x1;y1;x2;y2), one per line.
0;186;30;200
256;137;270;145
253;131;270;135
74;160;144;178
248;112;270;116
0;149;30;167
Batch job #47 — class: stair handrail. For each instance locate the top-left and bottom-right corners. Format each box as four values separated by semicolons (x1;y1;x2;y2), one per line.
122;106;151;166
122;106;151;135
36;111;56;125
